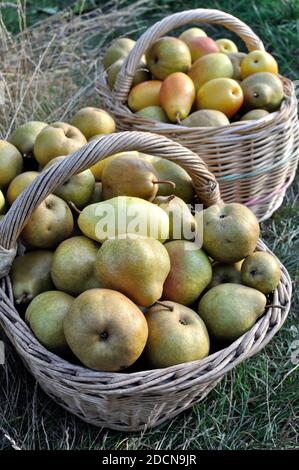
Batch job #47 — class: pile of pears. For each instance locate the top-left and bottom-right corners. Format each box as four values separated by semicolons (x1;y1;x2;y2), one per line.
0;108;281;373
103;28;284;126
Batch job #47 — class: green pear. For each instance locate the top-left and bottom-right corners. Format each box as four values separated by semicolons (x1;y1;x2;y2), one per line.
11;251;54;304
141;154;194;203
0;190;5;214
153;195;196;240
70;107;116;140
181;109;230;127
136;106;169;123
78;196;169;243
9;121;47;155
89;182;103;204
198;283;267;341
64;288;148;371
0;140;23;188
44;156;95;209
95;237;171;307
209;261;243;288
51;236;101;295
101;154;174;201
227;52;247;80
7;171;39;205
25;291;74;353
33;122;87;167
200;203;260;263
107;58;150;89
163;240;212;305
103;38;136;70
240;109;270;121
146;37;191;80
241;251;281;294
241;72;284;111
145;300;210;368
21;194;74;249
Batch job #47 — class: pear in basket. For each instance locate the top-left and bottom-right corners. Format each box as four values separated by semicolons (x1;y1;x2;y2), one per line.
216;38;238;54
188;52;233;91
7;171;39;205
70;107;116;140
208;261;243;289
188;36;219;62
179;27;207;45
241;252;281;294
9;121;47;156
241;72;284;111
0;190;5;214
0;140;23;188
102;37;136;70
227;52;246;80
146;37;191;80
153;195;196;240
240;50;278;79
159;72;195;123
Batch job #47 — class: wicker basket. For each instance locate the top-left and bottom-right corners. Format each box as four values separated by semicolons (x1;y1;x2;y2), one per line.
98;8;299;222
0;132;292;431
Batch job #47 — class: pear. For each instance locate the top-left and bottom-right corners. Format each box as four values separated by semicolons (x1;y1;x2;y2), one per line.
145;300;209;368
136;106;169;123
107;58;150;89
11;251;54;304
153;195;196;240
241;251;281;294
146;37;191;80
142;154;194;203
209;261;243;289
198;283;267;341
78;196;169;243
64;288;148;371
95;237;171;307
51;236;101;295
101;154;174;201
241;72;284;111
0;140;23;188
33;122;87;167
7;171;39;205
89;182;103;203
181;109;230;127
103;38;136;70
227;52;247;81
163;240;212;305
44;156;95;209
0;190;5;214
200;203;260;263
240;109;270;121
21;194;74;249
159;72;195;123
25;291;74;353
70;107;116;140
9;121;47;156
89;151;139;181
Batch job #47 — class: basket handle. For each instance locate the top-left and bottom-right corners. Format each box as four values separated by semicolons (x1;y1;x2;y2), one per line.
114;8;265;101
0;131;221;256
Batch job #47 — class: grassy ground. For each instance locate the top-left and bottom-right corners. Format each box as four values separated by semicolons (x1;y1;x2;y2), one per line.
0;0;298;450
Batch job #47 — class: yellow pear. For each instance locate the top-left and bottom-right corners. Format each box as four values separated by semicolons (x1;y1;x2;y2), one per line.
7;171;39;205
188;52;233;91
160;72;195;123
179;27;207;45
89;151;139;181
128;80;162;112
146;37;191;80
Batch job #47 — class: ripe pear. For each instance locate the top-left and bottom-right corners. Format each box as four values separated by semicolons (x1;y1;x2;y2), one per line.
78;196;169;243
181;109;230;127
21;194;74;249
11;251;54;304
240;109;270;121
89;151;139;181
128;80;162;112
64;288;148;371
7;171;39;205
146;37;191;80
136;106;169;123
51;236;101;295
33;122;87;167
95;237;171;307
44;156;95;209
209;261;243;289
188;36;219;63
101;154;173;201
241;72;284;111
0;190;5;214
89;182;103;203
103;38;136;70
188;52;233;91
200;203;260;263
9;121;47;155
153;195;196;240
163;240;212;305
198;283;267;341
227;52;246;81
142;154;194;203
25;291;74;353
107;58;150;89
179;27;207;45
145;301;210;368
70;107;116;140
216;38;238;54
0;140;23;188
160;72;195;123
241;251;281;294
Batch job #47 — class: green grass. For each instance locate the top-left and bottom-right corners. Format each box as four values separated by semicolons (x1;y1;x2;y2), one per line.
0;0;299;450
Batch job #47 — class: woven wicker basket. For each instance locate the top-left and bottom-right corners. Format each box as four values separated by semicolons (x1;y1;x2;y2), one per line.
0;132;292;431
98;8;299;222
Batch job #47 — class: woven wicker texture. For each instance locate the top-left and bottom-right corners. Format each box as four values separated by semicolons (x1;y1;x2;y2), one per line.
98;8;299;222
0;132;292;431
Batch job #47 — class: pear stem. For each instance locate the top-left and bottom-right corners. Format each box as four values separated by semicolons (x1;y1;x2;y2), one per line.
155;301;174;311
68;201;82;215
176;113;182;124
152;180;176;189
266;304;288;310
